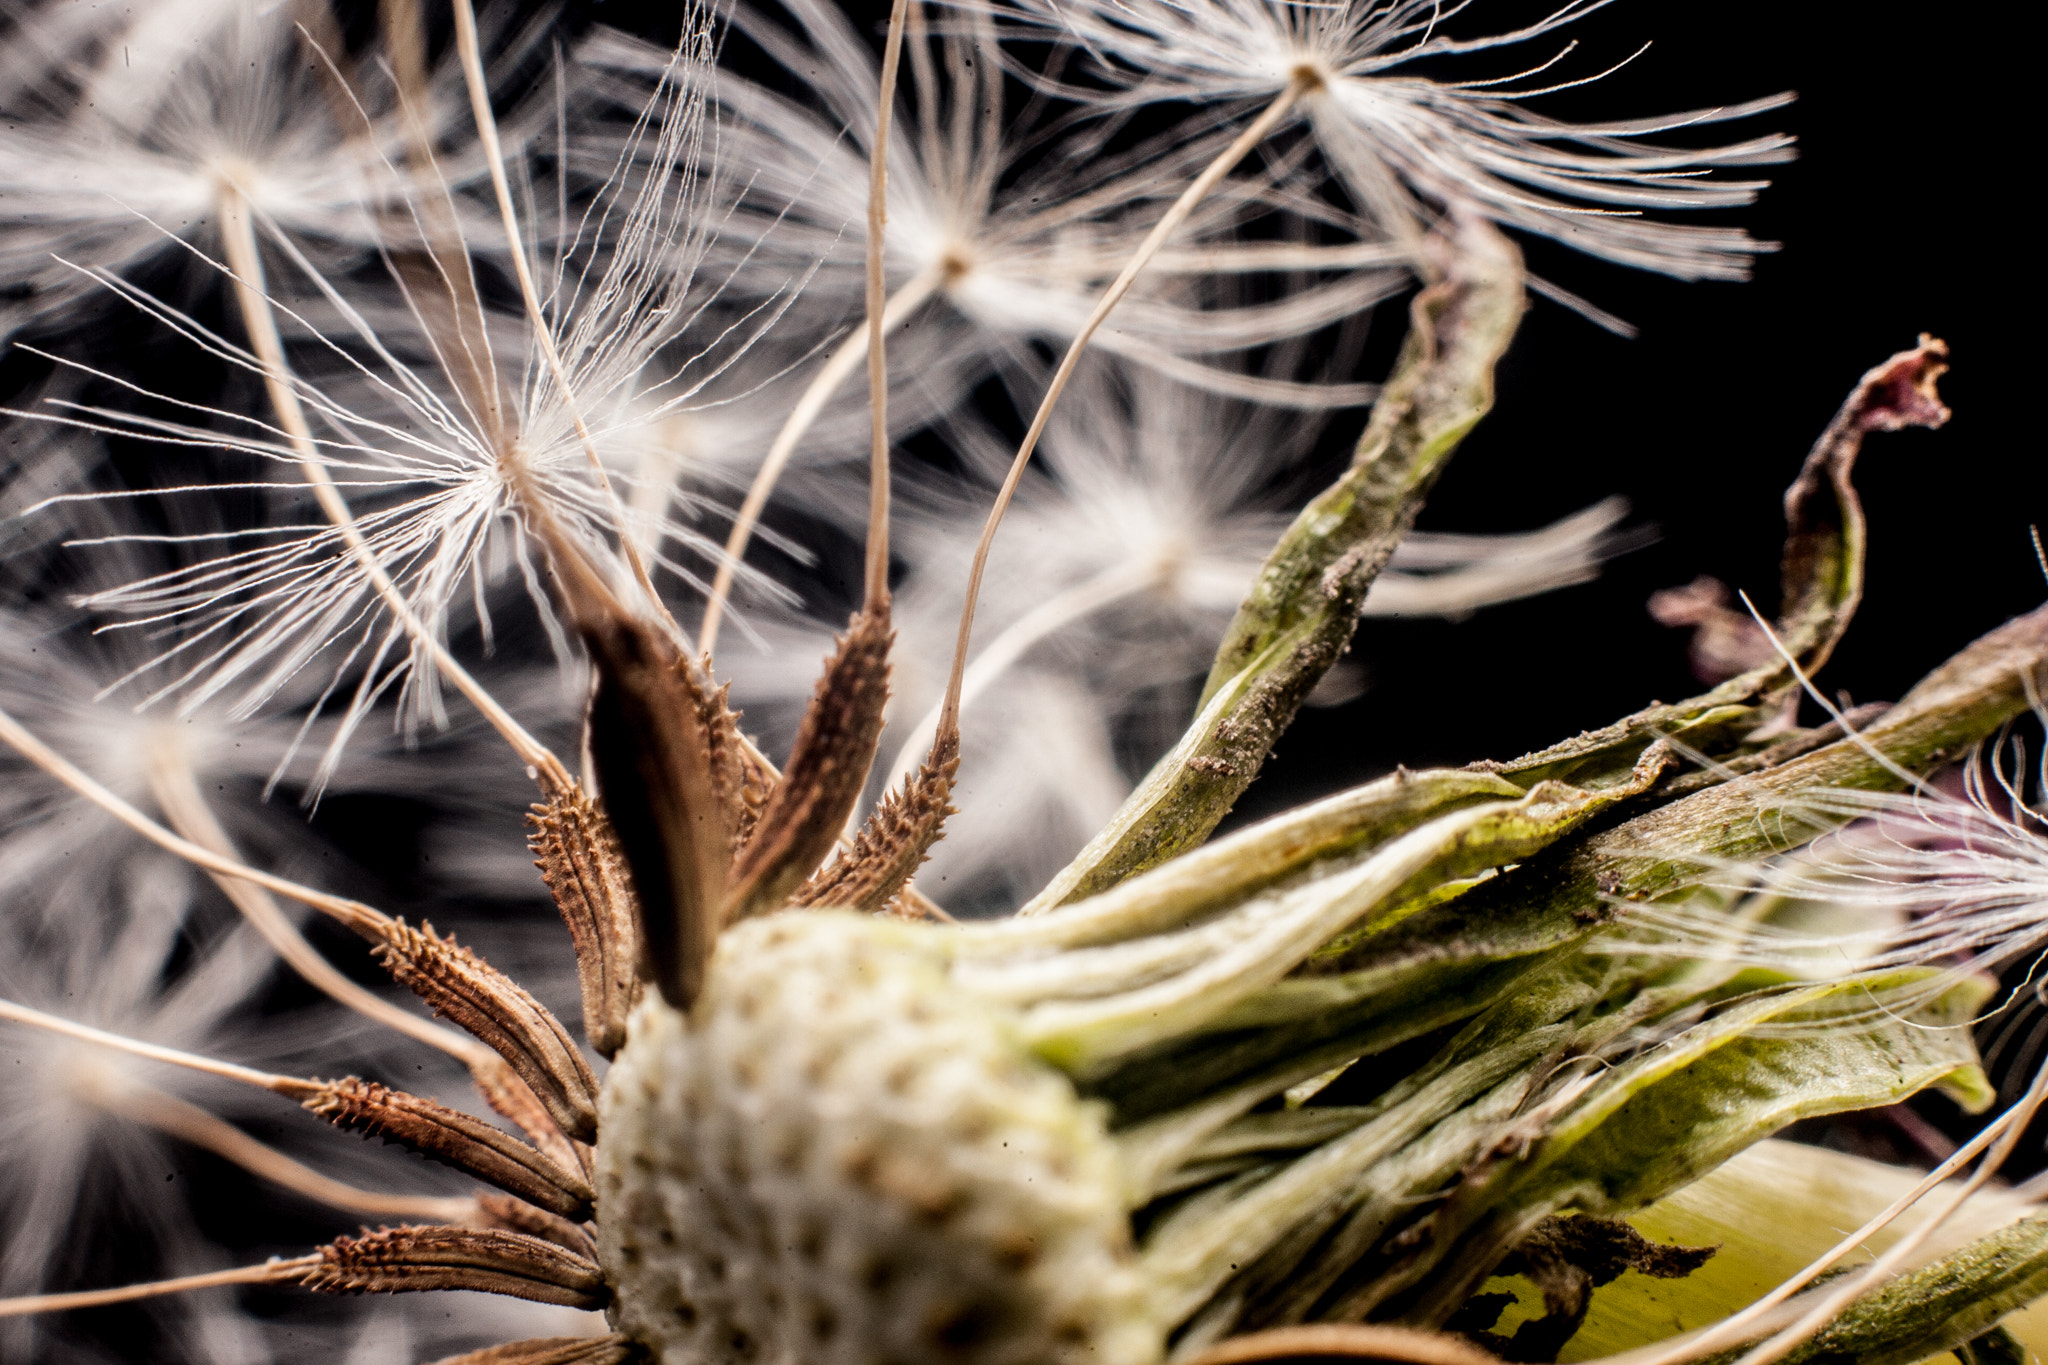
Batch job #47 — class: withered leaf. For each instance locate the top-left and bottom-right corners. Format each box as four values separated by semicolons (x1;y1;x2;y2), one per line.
724;607;892;923
300;1225;607;1309
1776;333;1949;679
1497;335;1952;791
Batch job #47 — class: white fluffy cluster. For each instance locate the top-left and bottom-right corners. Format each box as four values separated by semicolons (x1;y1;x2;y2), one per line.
598;912;1163;1365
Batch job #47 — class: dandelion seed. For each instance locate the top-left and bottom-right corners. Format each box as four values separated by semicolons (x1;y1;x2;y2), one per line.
989;0;1794;282
612;0;1400;644
8;4;790;780
1612;729;2048;1012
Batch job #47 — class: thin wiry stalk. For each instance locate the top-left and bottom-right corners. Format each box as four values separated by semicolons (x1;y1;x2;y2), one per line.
699;267;942;655
939;70;1318;739
1179;1323;1500;1365
0;703;387;937
864;0;914;614
101;1084;478;1225
0;997;317;1096
0;1259;321;1320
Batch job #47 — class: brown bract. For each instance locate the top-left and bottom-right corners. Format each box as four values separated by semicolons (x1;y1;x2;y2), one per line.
797;726;962;914
374;918;603;1142
303;1076;594;1221
530;781;643;1057
723;606;895;924
298;1224;608;1308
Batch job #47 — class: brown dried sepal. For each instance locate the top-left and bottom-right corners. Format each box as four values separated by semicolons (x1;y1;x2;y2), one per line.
305;1075;594;1221
467;1053;586;1179
581;611;733;1011
724;607;893;923
473;1192;597;1258
529;780;641;1057
428;1336;643;1365
373;918;601;1142
795;727;959;912
697;667;775;850
300;1224;608;1309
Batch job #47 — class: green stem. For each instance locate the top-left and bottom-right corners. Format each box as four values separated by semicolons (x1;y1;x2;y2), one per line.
1698;1213;2048;1365
1025;214;1527;910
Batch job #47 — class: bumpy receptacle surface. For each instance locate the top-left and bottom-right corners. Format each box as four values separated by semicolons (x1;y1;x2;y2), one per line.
598;912;1162;1365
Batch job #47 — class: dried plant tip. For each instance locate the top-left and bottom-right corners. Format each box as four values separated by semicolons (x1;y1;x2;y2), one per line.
795;727;960;913
1491;335;1953;792
581;613;735;1011
429;1338;643;1365
698;672;775;851
304;1076;595;1221
1776;334;1951;678
1454;1215;1713;1361
300;1224;608;1308
530;781;643;1057
724;607;894;923
372;920;602;1142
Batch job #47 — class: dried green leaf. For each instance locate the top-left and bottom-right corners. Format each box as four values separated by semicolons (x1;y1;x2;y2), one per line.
1383;970;1993;1327
1311;600;2048;1047
1490;336;1951;792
